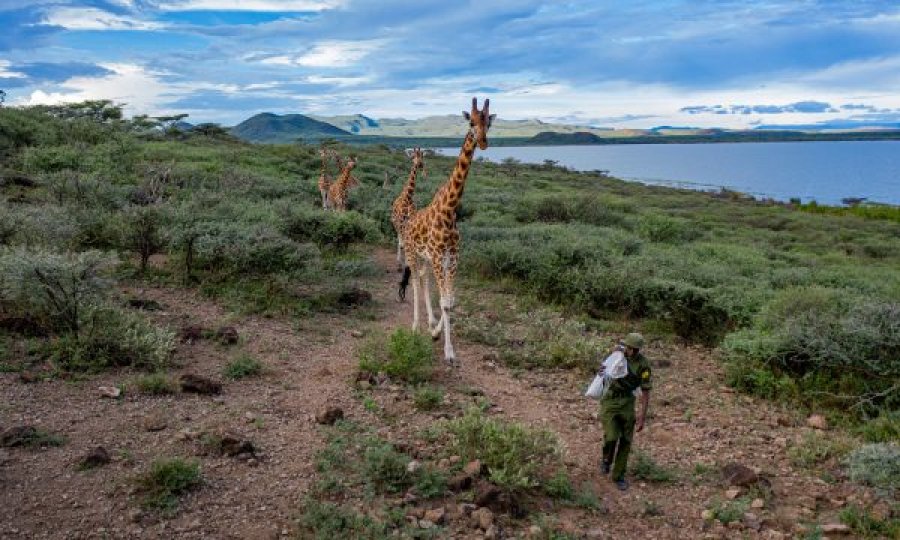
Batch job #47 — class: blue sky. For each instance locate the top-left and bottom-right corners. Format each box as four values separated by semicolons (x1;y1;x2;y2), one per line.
2;0;900;129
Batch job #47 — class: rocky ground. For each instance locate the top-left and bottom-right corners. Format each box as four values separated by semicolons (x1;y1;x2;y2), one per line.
0;249;888;539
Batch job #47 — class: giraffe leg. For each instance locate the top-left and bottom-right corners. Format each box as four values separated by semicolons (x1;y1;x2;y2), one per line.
435;252;458;364
409;259;420;331
396;237;404;271
421;266;440;339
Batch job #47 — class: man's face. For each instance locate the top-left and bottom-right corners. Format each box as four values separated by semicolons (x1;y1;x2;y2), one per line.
625;346;638;357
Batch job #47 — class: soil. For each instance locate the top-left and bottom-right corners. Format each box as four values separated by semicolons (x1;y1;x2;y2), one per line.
0;249;882;539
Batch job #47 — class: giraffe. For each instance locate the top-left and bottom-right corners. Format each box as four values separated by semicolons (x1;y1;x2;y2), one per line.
390;147;426;270
316;147;333;209
326;154;358;211
399;98;494;363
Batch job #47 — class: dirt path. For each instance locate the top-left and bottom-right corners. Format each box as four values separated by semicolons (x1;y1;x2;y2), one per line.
0;248;874;539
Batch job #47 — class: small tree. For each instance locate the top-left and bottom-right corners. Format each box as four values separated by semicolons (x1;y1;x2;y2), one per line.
501;157;521;178
0;89;6;107
125;207;163;274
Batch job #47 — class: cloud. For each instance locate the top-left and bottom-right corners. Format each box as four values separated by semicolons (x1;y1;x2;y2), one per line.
681;101;836;115
39;7;166;31
153;0;343;11
0;60;27;79
257;40;385;68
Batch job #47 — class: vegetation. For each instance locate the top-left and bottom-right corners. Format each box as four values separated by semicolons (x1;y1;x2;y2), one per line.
839;504;900;538
629;451;677;483
223;353;263;380
135;458;202;511
844;443;900;495
358;328;434;383
133;372;177;395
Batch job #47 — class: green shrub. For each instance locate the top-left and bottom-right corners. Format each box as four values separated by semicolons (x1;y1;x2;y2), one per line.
413;466;448;499
637;214;696;243
280;205;380;250
134;372;176;395
2;426;66;448
136;458;202;511
708;498;750;524
223;353;263;380
413;385;444;411
543;470;574;500
844;443;900;495
788;432;853;469
630;451;676;483
839;504;900;538
361;440;412;493
296;499;395;540
446;408;561;494
856;411;900;443
192;223;319;276
358;329;434;384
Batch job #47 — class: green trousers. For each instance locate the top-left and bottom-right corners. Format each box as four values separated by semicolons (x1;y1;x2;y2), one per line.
601;397;636;481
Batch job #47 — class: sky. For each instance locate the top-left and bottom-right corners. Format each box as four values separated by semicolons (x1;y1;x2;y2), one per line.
2;0;900;129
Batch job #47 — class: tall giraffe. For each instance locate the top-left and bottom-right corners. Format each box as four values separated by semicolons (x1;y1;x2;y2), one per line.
316;147;333;209
326;154;358;211
399;98;494;363
390;147;426;270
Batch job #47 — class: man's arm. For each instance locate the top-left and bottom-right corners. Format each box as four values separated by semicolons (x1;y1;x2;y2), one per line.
636;390;650;432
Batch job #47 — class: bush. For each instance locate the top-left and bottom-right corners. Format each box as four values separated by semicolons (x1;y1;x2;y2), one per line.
413;385;444;411
191;223;320;276
543;470;574;500
124;206;164;273
844;443;900;495
223;353;263;380
280;205;380;250
637;214;696;243
856;411;900;443
788;432;854;469
446;408;561;494
361;440;413;493
839;504;900;538
358;329;434;384
296;499;397;539
134;372;176;395
630;451;676;483
136;458;202;511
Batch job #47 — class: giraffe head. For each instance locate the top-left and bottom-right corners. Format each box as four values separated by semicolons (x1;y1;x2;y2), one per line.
344;156;358;185
405;147;427;178
462;97;495;150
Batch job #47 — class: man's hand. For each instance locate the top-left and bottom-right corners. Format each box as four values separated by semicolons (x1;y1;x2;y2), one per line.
636;415;645;433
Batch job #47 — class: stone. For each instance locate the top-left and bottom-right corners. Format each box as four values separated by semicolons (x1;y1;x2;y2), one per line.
423;508;445;525
751;498;765;509
79;446;111;469
178;325;206;342
484;524;498;539
127;509;143;524
458;503;476;516
216;326;239;345
143;415;168;432
463;459;483;477
18;371;38;384
528;525;542;537
180;374;221;395
1;426;38;447
127;298;164;311
806;414;828;430
820;523;850;534
315;407;344;425
701;509;714;521
406;460;422;474
585;527;605;539
449;473;473;492
721;463;758;487
449;455;462;465
725;488;741;500
218;432;255;457
350;330;365;338
98;386;122;399
418;519;435;529
336;288;372;308
471;508;493;531
473;481;502;508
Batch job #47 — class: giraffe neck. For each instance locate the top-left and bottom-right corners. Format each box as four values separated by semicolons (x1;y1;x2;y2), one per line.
434;129;476;214
400;161;419;201
336;164;353;188
320;153;327;176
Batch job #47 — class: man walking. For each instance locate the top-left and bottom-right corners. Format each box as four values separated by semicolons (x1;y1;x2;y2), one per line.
600;333;652;491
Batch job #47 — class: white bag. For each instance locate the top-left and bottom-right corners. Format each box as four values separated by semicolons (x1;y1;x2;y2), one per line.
584;350;627;400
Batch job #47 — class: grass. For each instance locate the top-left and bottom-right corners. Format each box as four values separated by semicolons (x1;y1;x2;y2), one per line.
1;427;66;448
223;353;263;380
630;451;677;483
839;504;900;538
358;328;434;384
787;431;854;469
412;385;444;411
133;372;176;394
708;497;750;524
136;458;202;512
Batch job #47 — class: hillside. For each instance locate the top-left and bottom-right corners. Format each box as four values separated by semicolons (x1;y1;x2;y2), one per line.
230;112;351;143
1;104;898;539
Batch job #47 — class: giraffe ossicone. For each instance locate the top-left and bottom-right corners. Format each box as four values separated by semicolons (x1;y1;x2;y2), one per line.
398;97;494;364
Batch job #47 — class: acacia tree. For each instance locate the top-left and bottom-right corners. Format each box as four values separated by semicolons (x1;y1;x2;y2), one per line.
0;89;6;106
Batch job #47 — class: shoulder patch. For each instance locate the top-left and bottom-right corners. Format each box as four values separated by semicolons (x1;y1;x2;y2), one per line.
642;370;650;379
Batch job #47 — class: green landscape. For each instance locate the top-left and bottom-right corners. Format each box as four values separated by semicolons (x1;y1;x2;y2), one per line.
1;102;898;538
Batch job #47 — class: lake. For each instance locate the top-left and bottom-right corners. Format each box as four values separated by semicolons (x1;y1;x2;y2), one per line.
435;141;900;205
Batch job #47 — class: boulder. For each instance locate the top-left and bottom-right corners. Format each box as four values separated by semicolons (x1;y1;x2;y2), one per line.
79;446;111;469
423;507;445;525
474;481;501;508
180;374;221;395
722;463;758;487
218;431;255;456
1;426;38;447
316;407;344;425
178;325;206;342
216;326;239;345
806;414;828;430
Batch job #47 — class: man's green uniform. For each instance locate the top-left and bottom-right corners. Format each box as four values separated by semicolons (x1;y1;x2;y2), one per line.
601;352;652;482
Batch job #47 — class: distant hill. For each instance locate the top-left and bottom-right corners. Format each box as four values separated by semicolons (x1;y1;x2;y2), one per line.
311;114;623;137
230;113;350;143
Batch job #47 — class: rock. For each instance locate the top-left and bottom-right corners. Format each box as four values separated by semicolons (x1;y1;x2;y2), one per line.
215;326;239;345
449;455;462;465
473;481;501;508
98;386;122;399
528;525;542;537
79;446;110;469
463;459;483;477
423;508;445;525
418;519;435;529
406;460;422;474
336;288;372;308
127;509;143;524
409;508;425;519
743;512;762;531
585;527;605;539
18;371;38;384
180;374;221;395
484;524;498;539
471;508;493;531
751;498;765;509
176;428;202;441
315;407;344;425
178;325;206;342
820;523;850;534
218;432;255;456
725;488;741;500
701;509;714;521
143;415;168;432
448;473;473;492
722;463;758;487
350;330;365;338
126;298;164;311
806;414;828;430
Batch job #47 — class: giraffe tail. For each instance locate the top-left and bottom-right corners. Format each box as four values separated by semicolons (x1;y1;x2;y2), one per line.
398;266;411;301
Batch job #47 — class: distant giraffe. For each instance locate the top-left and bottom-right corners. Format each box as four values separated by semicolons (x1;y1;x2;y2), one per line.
326;155;358;211
316;147;333;209
399;98;494;363
390;147;426;270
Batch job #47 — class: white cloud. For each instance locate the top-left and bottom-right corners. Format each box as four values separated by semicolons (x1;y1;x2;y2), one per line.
0;60;27;79
254;40;385;68
305;75;371;86
40;7;165;31
154;0;343;11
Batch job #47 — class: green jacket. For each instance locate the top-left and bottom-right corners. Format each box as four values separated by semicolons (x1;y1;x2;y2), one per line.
601;352;652;403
